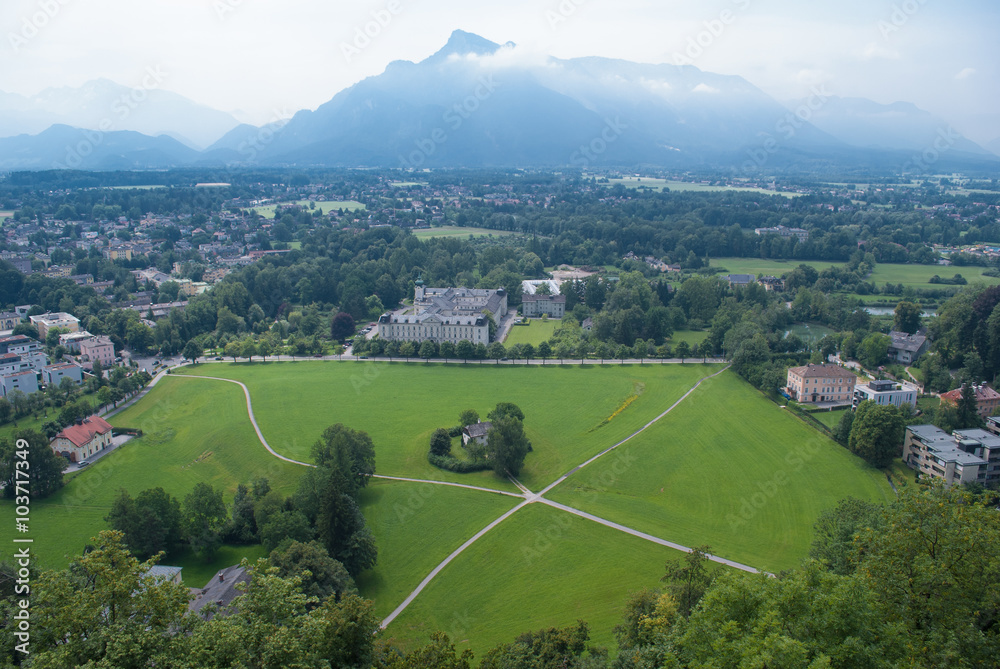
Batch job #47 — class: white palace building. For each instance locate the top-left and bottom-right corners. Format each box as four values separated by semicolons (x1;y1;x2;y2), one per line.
377;282;507;345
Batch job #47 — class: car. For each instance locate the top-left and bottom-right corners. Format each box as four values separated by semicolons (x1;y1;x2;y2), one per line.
215;356;223;361
77;461;89;468
313;354;323;358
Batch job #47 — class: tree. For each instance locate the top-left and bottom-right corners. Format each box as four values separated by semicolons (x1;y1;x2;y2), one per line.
537;341;552;364
675;341;691;362
25;531;191;667
487;341;506;362
956;382;983;428
418;340;437;362
488;402;524;423
106;487;183;560
439;341;456;359
377;632;474;669
459;409;480;426
809;497;883;575
182;338;203;365
224;339;241;362
311;423;377;497
858;332;891;369
429;428;452;456
331;312;355;341
399;341;415;361
479;621;599;669
315;469;378;576
257;337;274;361
456;339;474;362
893;300;922;334
486;416;531;478
259;509;315;551
661;545;715;617
0;397;11;424
183;482;229;559
240;336;257;362
0;429;65;499
849;400;905;468
269;540;357;603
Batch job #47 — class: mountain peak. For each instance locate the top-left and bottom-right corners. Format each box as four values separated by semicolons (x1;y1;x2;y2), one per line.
424;30;506;63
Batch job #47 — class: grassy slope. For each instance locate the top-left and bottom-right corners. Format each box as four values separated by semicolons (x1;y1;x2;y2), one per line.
382;503;685;657
357;479;518;618
504;320;559;347
0;376;304;574
172;362;720;492
549;372;894;573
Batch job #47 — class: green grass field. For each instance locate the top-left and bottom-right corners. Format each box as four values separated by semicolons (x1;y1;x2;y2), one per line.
607;178;801;198
357;479;519;619
410;226;517;240
0;210;14;219
549;372;894;573
382;503;686;657
172;362;719;492
504;319;559;347
667;330;709;348
709;257;843;276
0;377;304;576
868;264;1000;288
248;200;366;218
808;406;849;429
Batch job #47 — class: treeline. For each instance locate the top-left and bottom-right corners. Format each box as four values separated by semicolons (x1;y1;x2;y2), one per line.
106;423;377;576
2;483;995;667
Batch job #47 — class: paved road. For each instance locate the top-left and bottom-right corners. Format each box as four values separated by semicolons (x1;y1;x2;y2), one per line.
163;362;770;632
189;354;726;366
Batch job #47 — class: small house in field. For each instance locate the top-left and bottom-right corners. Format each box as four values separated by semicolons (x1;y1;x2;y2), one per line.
462;421;492;447
50;415;113;463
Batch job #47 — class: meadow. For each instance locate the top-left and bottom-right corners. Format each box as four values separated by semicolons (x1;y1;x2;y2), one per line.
708;257;1000;289
549;372;893;573
248;200;366;218
5;361;897;655
410;226;518;240
171;362;718;492
0;377;304;580
504;319;559;347
607;177;801;198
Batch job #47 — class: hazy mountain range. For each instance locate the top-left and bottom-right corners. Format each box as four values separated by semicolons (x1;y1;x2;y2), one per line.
0;31;996;173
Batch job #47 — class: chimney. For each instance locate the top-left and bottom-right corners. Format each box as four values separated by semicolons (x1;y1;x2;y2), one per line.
219;573;224;582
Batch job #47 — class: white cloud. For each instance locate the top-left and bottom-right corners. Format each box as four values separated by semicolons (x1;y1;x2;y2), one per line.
692;83;719;94
955;67;976;80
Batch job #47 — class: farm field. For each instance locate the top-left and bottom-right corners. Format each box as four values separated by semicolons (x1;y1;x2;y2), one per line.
382;502;688;657
0;377;304;577
709;257;843;276
248;200;366;218
171;362;719;492
410;226;517;240
504;319;559;347
549;372;894;573
0;210;14;218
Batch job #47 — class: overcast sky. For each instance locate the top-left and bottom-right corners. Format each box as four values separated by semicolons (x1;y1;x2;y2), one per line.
2;0;998;144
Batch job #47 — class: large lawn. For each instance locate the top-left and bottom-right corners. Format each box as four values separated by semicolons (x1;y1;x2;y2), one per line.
0;376;304;575
382;502;686;657
172;362;720;492
410;226;517;240
548;372;894;573
709;257;843;276
504;319;559;347
607;178;800;198
248;200;366;218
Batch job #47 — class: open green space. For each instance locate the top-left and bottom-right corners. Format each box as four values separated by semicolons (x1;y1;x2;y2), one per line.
868;263;1000;288
504;319;559;347
0;210;15;219
808;406;849;429
382;502;684;657
788;322;838;345
549;372;894;573
710;257;843;276
667;330;709;348
172;362;719;492
608;178;801;198
410;226;517;240
357;480;519;619
248;200;366;218
0;376;304;574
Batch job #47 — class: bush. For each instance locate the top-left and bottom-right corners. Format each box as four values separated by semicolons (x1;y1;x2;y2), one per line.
427;453;491;473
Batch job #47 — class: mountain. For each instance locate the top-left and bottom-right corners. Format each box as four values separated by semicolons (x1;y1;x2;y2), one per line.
257;30;851;170
2;32;997;172
0;79;241;149
0;125;200;170
987;137;1000;158
793;96;994;157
